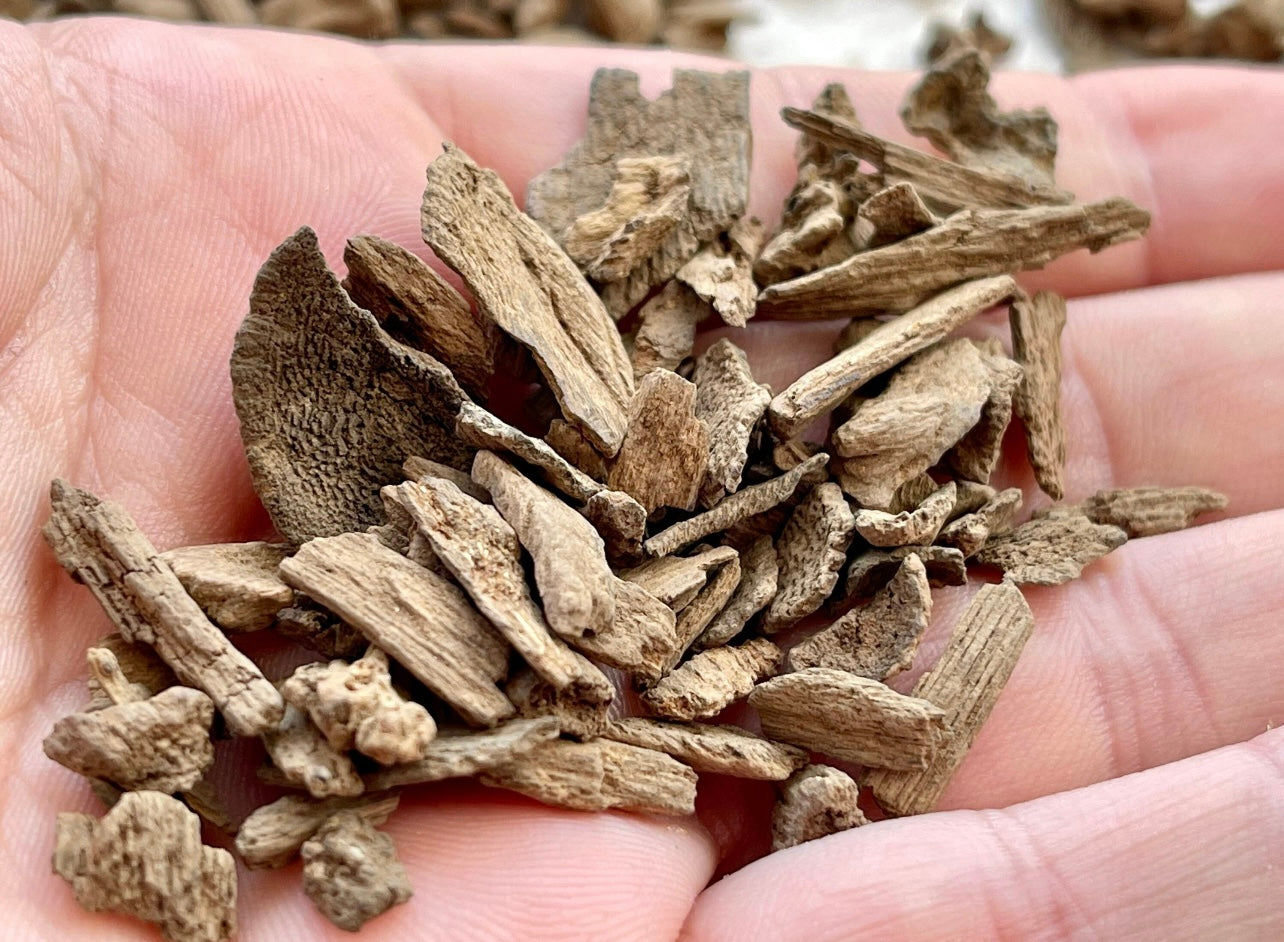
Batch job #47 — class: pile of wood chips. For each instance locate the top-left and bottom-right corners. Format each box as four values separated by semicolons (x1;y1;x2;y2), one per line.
41;52;1228;941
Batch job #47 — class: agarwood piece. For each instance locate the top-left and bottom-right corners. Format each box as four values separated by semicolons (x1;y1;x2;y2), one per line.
663;554;743;673
273;600;367;660
866;582;1034;815
757;200;1148;320
619;544;738;608
852;481;956;547
676;216;766;327
936;486;1023;558
661;0;740;50
480;738;698;816
404;454;491;501
422;144;633;454
643;637;781;720
750;668;946;771
772;764;868;852
694;535;778;650
836;545;967;605
160;541;292;632
342;233;494;397
767;276;1016;441
472;450;616;640
764;482;856;631
693;338;772;506
945;348;1024;485
566;577;679;685
950;480;1000;519
790;554;933;680
230;227;470;542
279;532;513;727
236;794;400;870
976;514;1127;585
582;487;648;563
363;717;561;790
301;811;412;931
1010;290;1069;499
262;703;365;799
544;419;609;482
608;370;710;513
85;641;172;710
630;279;711;378
1080;486;1229;537
606;718;808;780
43;481;284;736
506;667;609;740
854;181;939;248
645;453;830;557
55;792;236;942
885;472;944;515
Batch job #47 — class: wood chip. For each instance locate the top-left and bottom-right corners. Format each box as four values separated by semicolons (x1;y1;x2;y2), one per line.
159;541;292;633
642;637;781;720
85;635;176;710
944;348;1024;484
480;737;697;815
457;401;603;503
363;717;561;790
236;793;400;870
582;488;648;564
422;144;633;454
605;717;807;780
272;599;367;660
852;481;957;547
1079;486;1229;537
43;481;284;737
976;514;1127;585
694;535;778;650
950;480;1000;519
887;472;945;514
764;482;856;631
936;486;1023;558
543;418;609;482
585;0;661;42
790;554;933;680
836;545;967;605
661;555;745;675
262;702;365;798
630;279;711;378
301;811;412;931
693;338;772;506
55;792;236;942
854;181;940;248
750;668;947;771
772;764;867;852
867;582;1034;815
506;666;610;740
229;227;470;542
404;454;490;501
279;531;513;727
619;544;738;607
566;577;679;686
608;370;709;513
675;216;766;327
926;10;1013;64
1010;289;1069;499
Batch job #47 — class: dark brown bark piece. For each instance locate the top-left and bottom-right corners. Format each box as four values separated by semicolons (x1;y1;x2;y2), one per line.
630;279;712;379
642;637;781;720
404;454;491;502
363;717;561;791
1010;289;1069;499
936;486;1023;558
854;181;940;248
694;535;778;650
1080;486;1229;537
506;667;610;740
836;545;967;606
852;481;957;547
457;401;603;503
608;370;709;514
236;793;400;870
764;482;856;631
544;419;609;483
619;544;738;608
772;764;868;852
693;338;772;507
230;227;470;542
159;541;292;633
943;348;1024;485
676;216;766;327
976;514;1127;585
662;555;744;673
606;718;808;780
262;703;365;799
301;811;412;931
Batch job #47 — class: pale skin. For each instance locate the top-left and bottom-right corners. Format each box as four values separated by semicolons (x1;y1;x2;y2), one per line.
1;15;1282;940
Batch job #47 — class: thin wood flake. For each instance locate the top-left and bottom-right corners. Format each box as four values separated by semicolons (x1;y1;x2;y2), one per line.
936;486;1023;558
765;482;856;631
642;637;781;720
457;401;602;503
160;541;292;632
1080;486;1229;537
608;370;709;513
977;514;1127;585
852;481;957;547
676;216;765;327
236;793;400;870
606;717;807;780
1010;289;1069;498
944;348;1024;485
363;717;561;791
693;338;772;506
694;535;778;650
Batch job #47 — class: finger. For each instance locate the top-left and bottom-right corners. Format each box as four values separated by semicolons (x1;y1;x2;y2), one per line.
682;727;1284;941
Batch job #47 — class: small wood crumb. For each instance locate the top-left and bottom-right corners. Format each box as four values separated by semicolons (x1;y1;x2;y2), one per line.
1080;486;1228;538
236;793;400;871
608;369;710;513
301;811;412;931
852;481;957;547
363;717;561;791
772;764;867;852
693;338;772;506
976;514;1127;585
642;637;781;720
457;401;603;504
936;486;1023;558
582;487;648;564
620;544;738;608
854;181;940;249
160;541;292;633
1010;290;1069;499
85;639;174;710
836;544;967;606
764;482;856;631
676;216;766;327
262;702;365;799
694;535;778;650
664;553;743;672
605;717;808;780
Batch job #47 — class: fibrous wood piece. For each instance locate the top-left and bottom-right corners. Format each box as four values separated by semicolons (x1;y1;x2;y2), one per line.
790;554;932;681
582;488;648;564
566;577;679;686
976;514;1127;585
1010;289;1069;499
506;666;610;740
764;482;856;631
854;181;940;248
663;554;743;673
54;791;236;942
585;0;661;41
236;793;400;870
544;419;609;483
262;703;364;798
645;453;830;557
279;532;513;727
342;233;494;398
926;11;1013;63
936;486;1023;558
676;216;766;328
837;545;967;606
619;544;737;607
422;144;633;454
867;582;1034;815
852;481;957;547
643;637;780;720
301;811;412;931
768;277;1016;442
480;737;697;816
693;338;772;506
694;535;778;650
772;764;867;852
758;200;1148;320
1079;486;1229;537
363;717;561;790
230;227;470;543
606;718;807;780
404;454;490;502
630;279;711;378
43;481;284;736
457;401;603;503
273;600;367;660
472;450;616;641
608;370;710;513
945;349;1024;484
159;541;292;633
750;668;947;771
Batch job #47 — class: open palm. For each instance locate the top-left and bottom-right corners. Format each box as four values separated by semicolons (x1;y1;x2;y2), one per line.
1;17;1282;940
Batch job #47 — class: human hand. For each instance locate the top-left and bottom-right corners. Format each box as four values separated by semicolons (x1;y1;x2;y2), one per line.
1;17;1281;939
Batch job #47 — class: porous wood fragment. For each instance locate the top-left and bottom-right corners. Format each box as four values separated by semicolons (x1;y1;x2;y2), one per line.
768;277;1016;442
159;541;292;633
694;536;777;650
506;667;609;740
236;794;400;870
663;554;743;672
55;792;236;942
457;401;603;503
586;0;661;42
302;811;412;931
837;545;967;605
926;11;1013;63
764;483;856;631
936;486;1023;558
619;544;738;607
645;453;830;557
279;532;513;727
1010;289;1069;499
582;488;647;563
855;181;939;248
867;582;1034;815
1080;486;1229;537
262;703;364;799
790;555;932;680
608;370;710;513
945;349;1024;484
342;233;494;397
758;200;1148;320
977;514;1127;585
750;668;946;771
544;419;609;482
422;144;633;454
772;764;867;852
606;718;807;780
43;481;284;736
676;216;766;327
643;637;781;720
273;600;367;660
630;279;711;378
363;717;561;791
852;481;957;548
473;450;616;640
44;686;215;793
230;227;469;542
480;738;697;815
404;454;490;501
693;338;772;506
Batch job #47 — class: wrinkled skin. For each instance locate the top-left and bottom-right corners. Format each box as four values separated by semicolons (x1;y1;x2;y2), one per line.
1;18;1283;941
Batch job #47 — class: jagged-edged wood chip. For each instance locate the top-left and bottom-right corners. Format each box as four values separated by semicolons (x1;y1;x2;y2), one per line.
301;811;412;931
694;535;778;650
363;717;561;791
422;144;633;454
1078;486;1229;537
976;514;1127;585
854;181;940;248
230;227;470;542
836;544;967;607
631;279;711;379
693;338;772;507
582;488;648;564
620;544;738;608
790;554;932;680
544;418;609;483
867;582;1034;815
404;454;490;501
567;577;679;686
506;666;610;740
606;717;807;780
456;402;603;504
936;486;1023;558
663;552;743;672
1010;289;1069;499
750;668;947;771
944;347;1023;484
642;637;781;720
852;481;956;547
764;482;856;631
236;793;400;870
608;369;710;513
676;216;766;327
772;764;867;852
160;542;292;633
262;702;364;799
